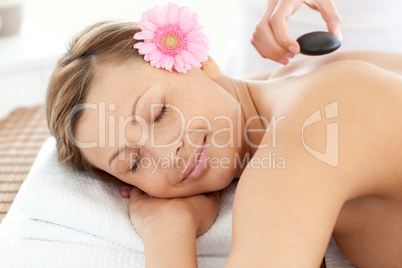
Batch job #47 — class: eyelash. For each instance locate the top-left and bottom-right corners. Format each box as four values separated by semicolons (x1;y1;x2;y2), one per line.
131;102;168;174
131;152;140;174
154;101;168;123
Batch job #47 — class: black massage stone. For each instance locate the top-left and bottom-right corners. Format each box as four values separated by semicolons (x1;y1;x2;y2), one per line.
297;31;342;56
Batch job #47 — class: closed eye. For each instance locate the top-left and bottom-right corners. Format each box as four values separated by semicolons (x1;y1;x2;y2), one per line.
130;102;167;174
154;101;168;123
131;152;140;174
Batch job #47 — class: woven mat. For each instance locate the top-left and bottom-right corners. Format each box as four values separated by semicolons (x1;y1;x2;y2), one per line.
0;105;50;224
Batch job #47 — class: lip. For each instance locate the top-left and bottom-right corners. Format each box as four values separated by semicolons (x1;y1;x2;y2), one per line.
181;136;208;182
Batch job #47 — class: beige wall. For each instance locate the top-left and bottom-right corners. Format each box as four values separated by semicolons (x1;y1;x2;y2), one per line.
24;0;235;67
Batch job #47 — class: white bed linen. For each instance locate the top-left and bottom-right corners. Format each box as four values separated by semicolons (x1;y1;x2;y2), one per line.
0;137;354;267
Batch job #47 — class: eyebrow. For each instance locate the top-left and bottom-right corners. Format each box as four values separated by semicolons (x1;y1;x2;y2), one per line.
108;86;150;168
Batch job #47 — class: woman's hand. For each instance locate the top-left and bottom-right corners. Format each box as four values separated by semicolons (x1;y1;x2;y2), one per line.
251;0;342;64
121;185;221;237
120;185;220;268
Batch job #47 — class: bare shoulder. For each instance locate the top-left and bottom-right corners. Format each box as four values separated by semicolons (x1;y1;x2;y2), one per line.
269;50;402;79
265;60;402;198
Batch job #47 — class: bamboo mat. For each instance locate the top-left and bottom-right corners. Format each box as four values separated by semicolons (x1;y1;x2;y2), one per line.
0;105;50;224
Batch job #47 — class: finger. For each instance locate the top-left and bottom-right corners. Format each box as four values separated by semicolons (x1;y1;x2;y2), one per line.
129;187;145;204
303;0;319;11
314;0;342;38
269;0;302;54
252;23;291;63
119;184;132;198
252;1;291;62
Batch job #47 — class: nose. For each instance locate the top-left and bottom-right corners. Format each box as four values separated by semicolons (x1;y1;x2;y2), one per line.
147;130;184;168
153;138;182;156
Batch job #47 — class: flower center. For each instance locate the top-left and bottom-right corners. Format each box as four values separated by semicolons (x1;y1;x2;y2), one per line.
154;24;187;56
164;34;179;49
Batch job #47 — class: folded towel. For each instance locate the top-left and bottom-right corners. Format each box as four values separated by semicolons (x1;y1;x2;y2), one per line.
0;137;233;267
0;137;354;267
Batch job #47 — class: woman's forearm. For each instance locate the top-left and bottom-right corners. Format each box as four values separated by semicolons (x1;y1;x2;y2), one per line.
142;215;198;268
128;190;220;268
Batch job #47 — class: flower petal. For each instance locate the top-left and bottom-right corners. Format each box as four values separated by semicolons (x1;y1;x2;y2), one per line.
173;64;183;73
150;58;160;67
163;56;174;71
146;9;158;26
187;42;208;53
192;51;208;63
133;42;144;50
140;30;155;40
191;13;200;24
181;50;197;66
133;32;146;40
154;5;167;26
183;62;192;72
174;55;184;68
167;3;179;24
139;19;157;32
186;31;199;41
140;43;157;54
148;50;163;61
181;21;194;34
178;7;191;23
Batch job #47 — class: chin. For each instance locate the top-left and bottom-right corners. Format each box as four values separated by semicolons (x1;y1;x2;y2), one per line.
205;171;236;193
177;175;235;198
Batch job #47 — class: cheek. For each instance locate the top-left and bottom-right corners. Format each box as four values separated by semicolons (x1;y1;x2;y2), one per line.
128;167;171;197
154;108;183;144
209;104;241;147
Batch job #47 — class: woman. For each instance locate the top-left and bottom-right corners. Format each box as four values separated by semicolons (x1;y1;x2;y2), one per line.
46;21;402;267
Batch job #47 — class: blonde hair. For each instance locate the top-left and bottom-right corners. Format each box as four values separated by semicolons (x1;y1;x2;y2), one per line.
46;21;142;182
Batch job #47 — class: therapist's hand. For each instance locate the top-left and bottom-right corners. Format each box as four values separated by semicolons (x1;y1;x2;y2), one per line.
251;0;342;65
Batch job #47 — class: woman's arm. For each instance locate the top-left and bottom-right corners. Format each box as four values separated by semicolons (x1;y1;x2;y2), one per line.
226;134;348;267
127;187;220;268
142;214;198;268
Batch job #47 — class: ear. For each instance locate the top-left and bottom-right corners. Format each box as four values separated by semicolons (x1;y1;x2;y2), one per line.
201;56;219;81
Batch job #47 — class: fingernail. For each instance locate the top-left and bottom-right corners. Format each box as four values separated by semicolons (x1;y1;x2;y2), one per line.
278;58;288;65
285;52;294;58
288;45;299;54
337;30;343;41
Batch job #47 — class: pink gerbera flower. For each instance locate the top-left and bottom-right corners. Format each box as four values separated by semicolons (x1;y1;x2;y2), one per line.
133;3;210;73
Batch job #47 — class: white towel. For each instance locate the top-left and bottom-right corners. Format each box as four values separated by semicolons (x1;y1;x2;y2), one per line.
0;137;232;267
0;137;354;267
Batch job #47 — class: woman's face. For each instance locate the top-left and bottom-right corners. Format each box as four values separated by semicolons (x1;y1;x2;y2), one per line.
75;59;244;198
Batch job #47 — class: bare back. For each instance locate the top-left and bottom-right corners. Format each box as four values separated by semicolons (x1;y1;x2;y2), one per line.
228;51;402;267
